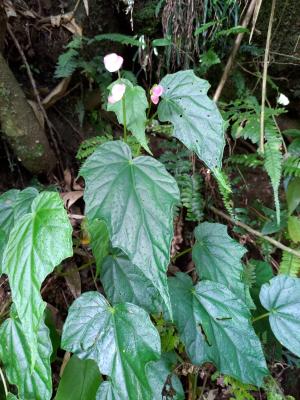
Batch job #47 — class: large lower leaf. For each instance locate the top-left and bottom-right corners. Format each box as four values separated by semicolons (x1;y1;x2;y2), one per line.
56;355;101;400
192;222;254;308
0;189;20;236
80;140;179;313
158;70;225;170
0;316;52;400
101;250;163;314
259;275;300;357
107;79;150;153
2;192;73;360
169;273;268;386
96;382;121;400
61;292;161;400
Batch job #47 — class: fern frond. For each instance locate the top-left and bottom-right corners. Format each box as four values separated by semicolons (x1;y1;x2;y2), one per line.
213;168;233;215
243;262;256;288
55;48;80;78
89;33;141;47
76;134;113;160
177;174;204;221
228;153;263;168
283;155;300;177
264;124;283;224
279;251;300;277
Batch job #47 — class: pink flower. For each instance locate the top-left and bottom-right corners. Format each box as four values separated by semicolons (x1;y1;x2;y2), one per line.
108;83;126;104
151;95;159;105
104;53;124;72
150;84;164;104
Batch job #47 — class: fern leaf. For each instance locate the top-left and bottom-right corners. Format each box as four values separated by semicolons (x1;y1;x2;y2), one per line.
55;48;79;78
89;33;141;47
213;167;233;215
283;155;300;178
243;262;256;288
264;124;283;224
228;153;263;168
177;174;204;221
279;251;300;277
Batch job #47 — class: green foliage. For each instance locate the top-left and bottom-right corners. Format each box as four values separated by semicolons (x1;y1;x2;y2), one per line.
76;134;113;161
279;251;300;277
62;292;160;400
158;70;225;170
55;36;83;78
213;167;233;214
222;375;256;400
177;173;204;221
228;153;263;168
283;155;300;178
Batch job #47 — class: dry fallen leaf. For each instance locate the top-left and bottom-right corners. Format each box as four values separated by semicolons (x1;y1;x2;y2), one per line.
64;262;81;299
42;77;71;109
61;191;83;209
83;0;89;16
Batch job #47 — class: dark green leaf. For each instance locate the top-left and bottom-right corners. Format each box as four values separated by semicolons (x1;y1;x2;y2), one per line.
6;394;19;399
107;80;150;153
260;275;300;357
287;216;300;243
0;189;19;237
194;21;217;36
152;38;172;47
158;70;225;169
169;273;268;386
80;141;179;313
192;222;254;307
2;192;73;360
89;34;141;47
56;355;101;400
88;219;110;276
101;250;163;314
96;382;121;400
61;292;161;399
13;187;39;220
0;317;52;400
287;178;300;214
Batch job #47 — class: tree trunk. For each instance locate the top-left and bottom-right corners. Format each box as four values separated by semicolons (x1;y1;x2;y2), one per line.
0;52;56;174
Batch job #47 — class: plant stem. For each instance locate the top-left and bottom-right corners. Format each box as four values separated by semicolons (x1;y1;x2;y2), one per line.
0;367;8;397
122;95;127;142
148;110;158;127
259;0;276;154
252;312;271;323
192;373;198;400
171;247;192;262
209;205;300;258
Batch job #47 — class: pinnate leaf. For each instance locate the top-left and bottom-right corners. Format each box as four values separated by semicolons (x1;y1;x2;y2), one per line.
158;70;225;169
260;275;300;357
80;140;179;313
61;291;161;400
0;316;52;400
192;222;254;307
2;192;73;360
169;273;268;386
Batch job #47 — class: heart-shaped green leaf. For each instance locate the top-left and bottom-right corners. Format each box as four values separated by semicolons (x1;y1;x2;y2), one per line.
0;316;52;400
192;222;254;308
56;355;101;400
260;275;300;357
13;187;39;220
0;189;20;237
61;292;161;400
101;250;163;314
88;219;110;277
96;381;121;400
107;80;150;153
169;273;268;386
2;192;73;360
158;70;225;169
80;140;179;313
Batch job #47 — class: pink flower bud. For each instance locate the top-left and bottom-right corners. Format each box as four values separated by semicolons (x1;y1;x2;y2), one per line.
151;95;160;105
108;83;126;104
151;84;164;97
104;53;124;72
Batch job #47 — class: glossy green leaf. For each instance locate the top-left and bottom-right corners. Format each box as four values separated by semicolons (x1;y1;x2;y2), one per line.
287;177;300;214
6;394;19;399
56;355;101;400
88;219;110;276
288;216;300;243
13;187;39;220
158;70;225;169
107;80;150;153
101;250;163;314
192;222;254;308
169;273;268;386
0;317;52;400
260;275;300;357
146;353;184;400
61;292;161;400
0;189;19;237
96;381;121;400
0;228;5;265
2;192;73;360
81;140;179;313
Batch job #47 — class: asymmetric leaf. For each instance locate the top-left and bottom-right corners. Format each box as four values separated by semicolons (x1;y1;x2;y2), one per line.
2;192;73;359
81;140;179;313
158;70;225;169
0;317;52;400
192;222;254;307
169;273;268;386
107;80;150;153
101;250;163;314
260;275;300;357
61;291;161;400
56;355;101;400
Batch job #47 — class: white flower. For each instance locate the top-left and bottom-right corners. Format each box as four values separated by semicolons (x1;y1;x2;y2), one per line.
277;93;289;106
108;83;126;104
104;53;124;72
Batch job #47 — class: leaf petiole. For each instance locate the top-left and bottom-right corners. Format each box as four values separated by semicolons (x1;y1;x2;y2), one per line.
252;312;271;324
